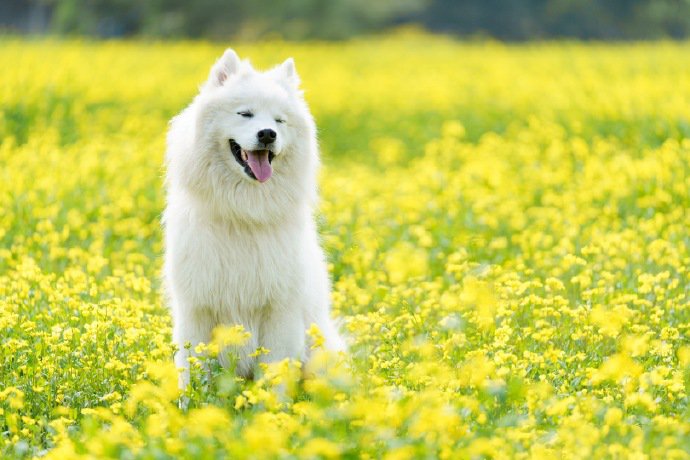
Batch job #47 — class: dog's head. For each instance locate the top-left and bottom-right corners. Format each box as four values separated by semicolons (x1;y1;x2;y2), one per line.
201;49;309;183
168;49;318;224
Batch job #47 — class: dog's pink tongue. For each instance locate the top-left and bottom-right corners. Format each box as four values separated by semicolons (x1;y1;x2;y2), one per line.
246;150;272;183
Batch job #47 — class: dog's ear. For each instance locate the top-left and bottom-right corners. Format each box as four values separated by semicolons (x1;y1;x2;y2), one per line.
274;57;300;89
207;48;241;88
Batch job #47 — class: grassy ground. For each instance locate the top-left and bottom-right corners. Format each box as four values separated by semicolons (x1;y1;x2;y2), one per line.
1;34;689;458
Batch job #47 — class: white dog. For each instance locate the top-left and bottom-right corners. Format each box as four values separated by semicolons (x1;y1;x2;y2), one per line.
163;49;345;384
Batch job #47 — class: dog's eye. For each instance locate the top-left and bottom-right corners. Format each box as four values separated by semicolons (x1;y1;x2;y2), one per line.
275;118;285;124
237;111;254;118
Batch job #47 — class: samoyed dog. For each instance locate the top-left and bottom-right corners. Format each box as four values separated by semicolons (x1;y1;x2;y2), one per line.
163;49;345;384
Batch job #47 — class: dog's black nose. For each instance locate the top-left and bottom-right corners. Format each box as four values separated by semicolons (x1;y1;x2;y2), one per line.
257;129;277;145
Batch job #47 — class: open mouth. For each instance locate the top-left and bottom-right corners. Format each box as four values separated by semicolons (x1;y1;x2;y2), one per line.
229;139;275;183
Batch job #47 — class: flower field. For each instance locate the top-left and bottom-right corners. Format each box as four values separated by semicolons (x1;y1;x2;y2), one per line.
1;35;689;458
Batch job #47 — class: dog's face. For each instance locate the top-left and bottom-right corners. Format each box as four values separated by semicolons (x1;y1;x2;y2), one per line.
221;79;297;183
197;50;312;185
167;49;318;224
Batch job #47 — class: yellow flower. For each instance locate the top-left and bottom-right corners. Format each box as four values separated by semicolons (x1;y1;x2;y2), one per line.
678;346;690;367
604;407;624;426
301;438;341;458
307;323;325;350
145;361;180;401
591;354;642;385
384;242;429;284
185;407;231;438
212;324;252;348
460;278;498;330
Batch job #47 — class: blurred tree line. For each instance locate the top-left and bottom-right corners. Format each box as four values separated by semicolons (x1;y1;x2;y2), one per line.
2;0;690;40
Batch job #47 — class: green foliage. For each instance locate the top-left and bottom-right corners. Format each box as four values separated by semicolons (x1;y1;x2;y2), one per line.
18;0;690;40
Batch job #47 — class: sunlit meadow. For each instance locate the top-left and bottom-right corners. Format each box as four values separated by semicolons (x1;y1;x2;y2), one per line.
1;34;689;458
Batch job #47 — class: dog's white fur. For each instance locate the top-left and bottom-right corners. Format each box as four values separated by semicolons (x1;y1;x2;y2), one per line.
163;49;345;384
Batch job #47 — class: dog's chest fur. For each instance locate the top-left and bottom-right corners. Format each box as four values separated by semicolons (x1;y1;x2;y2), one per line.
166;205;305;316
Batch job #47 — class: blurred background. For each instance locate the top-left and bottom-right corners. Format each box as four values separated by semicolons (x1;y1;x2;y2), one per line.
2;0;690;41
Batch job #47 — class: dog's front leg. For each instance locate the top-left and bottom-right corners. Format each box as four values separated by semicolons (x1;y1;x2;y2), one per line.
173;306;214;389
258;304;306;366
